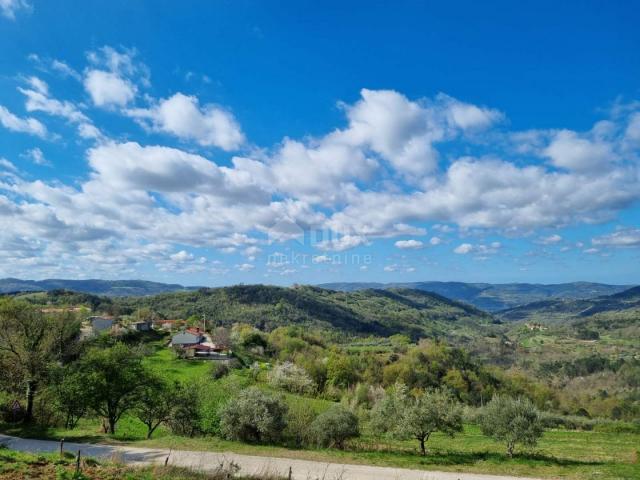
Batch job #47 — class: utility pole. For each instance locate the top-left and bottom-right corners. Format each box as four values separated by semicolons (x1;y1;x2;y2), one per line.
202;313;206;333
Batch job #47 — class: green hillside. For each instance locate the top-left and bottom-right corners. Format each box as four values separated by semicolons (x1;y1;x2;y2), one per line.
109;285;495;341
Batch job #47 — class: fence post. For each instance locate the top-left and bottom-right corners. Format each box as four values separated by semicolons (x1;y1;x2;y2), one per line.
288;466;292;480
59;438;64;457
75;450;81;474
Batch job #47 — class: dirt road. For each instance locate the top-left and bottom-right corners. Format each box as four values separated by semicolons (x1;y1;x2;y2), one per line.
0;434;542;480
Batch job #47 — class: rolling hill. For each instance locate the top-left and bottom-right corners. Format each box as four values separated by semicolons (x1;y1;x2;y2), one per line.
0;278;200;296
23;284;496;341
318;281;632;311
497;285;640;324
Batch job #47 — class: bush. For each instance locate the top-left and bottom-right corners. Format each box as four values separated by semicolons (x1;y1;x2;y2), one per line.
268;361;315;395
200;374;252;435
480;395;544;457
369;383;409;435
219;387;288;443
539;411;594;430
211;363;231;380
285;402;317;447
310;405;359;449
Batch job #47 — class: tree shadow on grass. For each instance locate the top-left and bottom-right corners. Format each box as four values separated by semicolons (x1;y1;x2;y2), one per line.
346;443;606;468
420;450;606;468
0;422;121;445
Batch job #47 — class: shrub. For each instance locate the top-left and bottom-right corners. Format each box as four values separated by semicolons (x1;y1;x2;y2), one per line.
369;383;409;435
538;411;594;430
200;374;252;435
480;395;544;457
310;405;359;449
211;363;230;380
219;387;288;443
285;402;317;447
268;361;315;394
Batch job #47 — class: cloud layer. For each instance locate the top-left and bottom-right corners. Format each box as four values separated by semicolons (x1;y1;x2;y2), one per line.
1;46;639;279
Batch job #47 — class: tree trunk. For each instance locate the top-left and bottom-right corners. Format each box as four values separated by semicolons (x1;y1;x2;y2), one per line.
147;422;160;439
420;437;426;456
24;380;36;423
507;441;514;458
108;416;116;434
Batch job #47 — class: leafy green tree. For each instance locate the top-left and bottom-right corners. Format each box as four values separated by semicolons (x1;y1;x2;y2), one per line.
51;367;90;429
134;307;155;322
480;395;544;457
133;376;177;439
399;389;463;456
49;311;82;361
77;343;148;434
326;353;359;388
0;300;72;422
219;387;288;443
168;384;202;437
310;405;359;449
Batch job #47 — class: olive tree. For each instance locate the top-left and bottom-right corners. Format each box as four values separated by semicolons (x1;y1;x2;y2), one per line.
310;405;359;449
219;387;288;443
370;385;463;456
399;389;463;455
480;395;544;457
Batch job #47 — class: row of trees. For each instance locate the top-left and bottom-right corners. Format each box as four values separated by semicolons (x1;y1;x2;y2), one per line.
368;384;543;456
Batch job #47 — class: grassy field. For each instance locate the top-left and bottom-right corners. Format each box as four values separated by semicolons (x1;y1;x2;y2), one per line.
0;447;285;479
142;342;212;383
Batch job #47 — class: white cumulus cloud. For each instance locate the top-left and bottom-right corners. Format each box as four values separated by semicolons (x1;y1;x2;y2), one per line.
126;93;245;151
394;239;424;249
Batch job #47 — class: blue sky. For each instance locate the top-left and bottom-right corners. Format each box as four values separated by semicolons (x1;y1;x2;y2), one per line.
1;0;639;286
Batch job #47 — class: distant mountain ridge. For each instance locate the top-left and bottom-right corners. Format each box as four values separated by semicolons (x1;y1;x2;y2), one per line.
0;278;200;296
2;278;633;310
497;284;640;323
317;281;633;311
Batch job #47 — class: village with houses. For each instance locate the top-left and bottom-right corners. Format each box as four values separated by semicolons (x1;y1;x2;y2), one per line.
83;313;232;361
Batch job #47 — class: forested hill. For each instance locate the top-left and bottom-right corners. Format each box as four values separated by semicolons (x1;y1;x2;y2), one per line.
318;281;631;311
0;278;199;296
497;284;640;324
19;285;496;340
